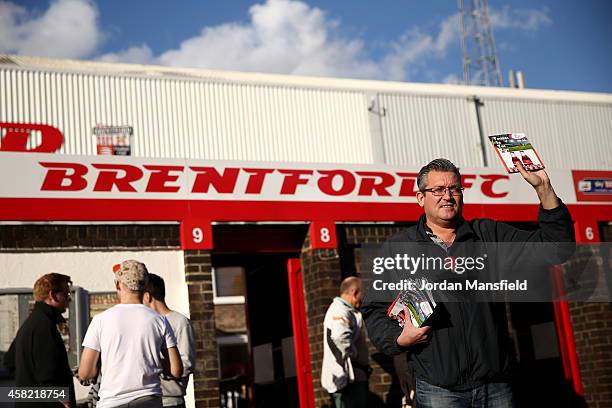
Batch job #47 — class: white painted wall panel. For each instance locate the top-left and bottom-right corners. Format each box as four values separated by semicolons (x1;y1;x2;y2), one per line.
378;93;484;167
0;249;189;319
2;59;611;170
1;68;374;164
480;98;612;170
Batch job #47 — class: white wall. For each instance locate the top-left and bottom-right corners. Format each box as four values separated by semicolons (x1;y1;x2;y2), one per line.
0;249;196;408
0;250;189;316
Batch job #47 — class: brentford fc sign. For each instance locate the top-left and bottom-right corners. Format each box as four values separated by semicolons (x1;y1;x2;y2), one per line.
0;122;610;229
0;152;576;203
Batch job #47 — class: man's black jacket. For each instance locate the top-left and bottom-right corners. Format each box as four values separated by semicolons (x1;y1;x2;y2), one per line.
3;301;76;408
361;203;575;391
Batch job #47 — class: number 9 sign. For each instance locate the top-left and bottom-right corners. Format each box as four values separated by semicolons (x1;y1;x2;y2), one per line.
192;227;204;243
181;220;213;249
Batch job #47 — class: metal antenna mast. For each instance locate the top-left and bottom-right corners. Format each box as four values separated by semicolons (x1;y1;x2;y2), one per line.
459;0;503;86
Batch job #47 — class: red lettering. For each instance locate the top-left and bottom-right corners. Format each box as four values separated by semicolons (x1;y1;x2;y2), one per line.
190;167;240;193
278;170;313;195
356;171;395;196
480;174;510;198
461;174;476;190
1;123;63;153
144;165;184;193
243;168;274;194
92;164;143;192
40;162;88;191
397;172;418;196
317;170;356;196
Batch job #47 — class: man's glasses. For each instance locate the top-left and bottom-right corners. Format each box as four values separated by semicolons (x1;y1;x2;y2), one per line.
421;186;465;197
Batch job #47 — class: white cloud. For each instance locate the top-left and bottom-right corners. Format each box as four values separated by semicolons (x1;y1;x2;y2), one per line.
435;14;460;53
382;28;433;81
443;73;461;85
490;6;552;32
0;0;100;58
0;2;26;53
153;0;382;79
382;13;460;81
145;2;462;81
2;0;552;84
98;45;155;65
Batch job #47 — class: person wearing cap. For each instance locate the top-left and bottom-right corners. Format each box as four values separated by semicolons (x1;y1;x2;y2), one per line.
78;260;183;408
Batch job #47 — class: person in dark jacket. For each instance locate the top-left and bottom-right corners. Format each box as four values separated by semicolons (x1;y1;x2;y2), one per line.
3;273;76;408
361;158;575;407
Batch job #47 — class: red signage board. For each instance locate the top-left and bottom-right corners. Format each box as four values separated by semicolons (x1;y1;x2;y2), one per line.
572;170;612;202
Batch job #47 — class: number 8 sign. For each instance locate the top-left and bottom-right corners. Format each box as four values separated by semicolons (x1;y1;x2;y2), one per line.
181;219;213;249
309;221;337;249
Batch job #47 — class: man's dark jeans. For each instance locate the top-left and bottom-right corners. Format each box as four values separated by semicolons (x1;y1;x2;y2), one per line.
416;378;514;408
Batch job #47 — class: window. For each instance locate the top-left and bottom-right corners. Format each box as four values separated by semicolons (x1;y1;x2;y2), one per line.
212;266;246;304
217;335;249;379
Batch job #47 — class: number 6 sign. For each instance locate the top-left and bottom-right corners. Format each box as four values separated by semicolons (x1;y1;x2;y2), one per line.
181;219;213;249
574;220;600;243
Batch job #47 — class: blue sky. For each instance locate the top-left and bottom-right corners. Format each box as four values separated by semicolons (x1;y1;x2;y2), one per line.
2;0;611;93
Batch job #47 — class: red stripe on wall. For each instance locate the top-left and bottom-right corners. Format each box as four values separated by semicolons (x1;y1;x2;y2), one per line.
1;198;611;223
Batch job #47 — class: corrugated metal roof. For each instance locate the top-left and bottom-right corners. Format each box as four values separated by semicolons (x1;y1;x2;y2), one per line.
0;63;374;163
481;97;612;170
379;93;484;167
3;54;612;103
1;54;611;169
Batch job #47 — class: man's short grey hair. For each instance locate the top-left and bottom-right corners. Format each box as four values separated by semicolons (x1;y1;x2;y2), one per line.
417;158;462;191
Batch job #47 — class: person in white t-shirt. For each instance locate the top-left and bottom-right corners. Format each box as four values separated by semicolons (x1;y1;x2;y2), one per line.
78;260;183;408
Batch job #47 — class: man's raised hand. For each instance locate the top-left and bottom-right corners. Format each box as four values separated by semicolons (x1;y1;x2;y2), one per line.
515;161;560;209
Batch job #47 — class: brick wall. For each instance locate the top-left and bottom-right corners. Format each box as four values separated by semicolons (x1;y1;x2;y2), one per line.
343;226;406;247
0;224;180;250
184;250;220;408
300;232;342;408
564;243;612;408
569;302;612;408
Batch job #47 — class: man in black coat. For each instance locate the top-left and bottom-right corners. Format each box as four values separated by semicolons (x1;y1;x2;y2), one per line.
362;158;576;407
4;273;76;408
